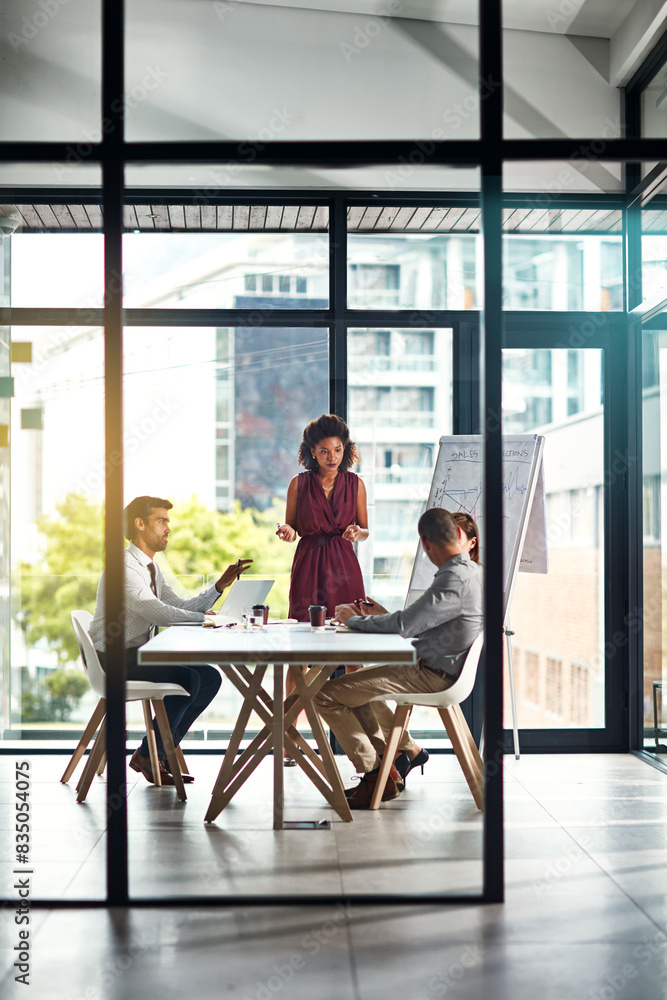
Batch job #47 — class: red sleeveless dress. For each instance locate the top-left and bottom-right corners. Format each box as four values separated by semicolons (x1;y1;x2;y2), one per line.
288;470;366;622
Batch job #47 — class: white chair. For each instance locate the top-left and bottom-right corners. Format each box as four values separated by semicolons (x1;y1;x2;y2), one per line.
367;633;485;810
61;610;190;802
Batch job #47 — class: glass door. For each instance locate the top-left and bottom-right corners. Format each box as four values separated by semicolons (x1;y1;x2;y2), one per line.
496;317;627;750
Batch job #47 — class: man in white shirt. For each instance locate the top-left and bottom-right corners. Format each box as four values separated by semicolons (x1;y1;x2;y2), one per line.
89;495;252;785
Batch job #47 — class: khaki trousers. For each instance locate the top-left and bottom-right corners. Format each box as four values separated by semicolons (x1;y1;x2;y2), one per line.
314;662;452;774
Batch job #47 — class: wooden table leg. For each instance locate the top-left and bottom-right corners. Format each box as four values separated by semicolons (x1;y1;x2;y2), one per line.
273;663;284;830
290;665;352;822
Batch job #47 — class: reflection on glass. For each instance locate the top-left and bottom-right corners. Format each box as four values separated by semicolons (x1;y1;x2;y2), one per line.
503;348;604;730
642;330;667;754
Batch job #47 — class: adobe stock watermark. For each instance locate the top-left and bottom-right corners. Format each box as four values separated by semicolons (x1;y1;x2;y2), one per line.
427;944;486;998
69;926;162;1000
243;902;352;1000
7;0;70;51
588;932;667;1000
340;0;403;63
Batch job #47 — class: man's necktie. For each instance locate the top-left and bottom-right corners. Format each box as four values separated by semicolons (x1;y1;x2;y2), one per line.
147;563;159;637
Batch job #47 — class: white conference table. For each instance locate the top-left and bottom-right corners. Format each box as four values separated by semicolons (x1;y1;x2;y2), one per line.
138;623;417;829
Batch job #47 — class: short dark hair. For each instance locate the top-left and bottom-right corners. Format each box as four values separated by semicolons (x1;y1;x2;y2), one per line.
298;413;359;472
417;507;459;546
452;511;480;563
124;496;173;540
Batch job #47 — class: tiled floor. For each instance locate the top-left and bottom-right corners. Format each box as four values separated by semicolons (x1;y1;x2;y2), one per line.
1;752;666;998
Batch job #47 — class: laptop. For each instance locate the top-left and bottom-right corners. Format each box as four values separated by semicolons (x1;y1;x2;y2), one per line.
217;578;274;622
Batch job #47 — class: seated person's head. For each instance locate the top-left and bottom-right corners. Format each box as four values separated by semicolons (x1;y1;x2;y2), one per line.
452;512;480;563
417;508;464;564
124;496;173;542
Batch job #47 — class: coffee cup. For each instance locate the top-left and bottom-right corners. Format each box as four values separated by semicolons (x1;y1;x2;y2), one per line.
252;604;269;624
308;605;327;629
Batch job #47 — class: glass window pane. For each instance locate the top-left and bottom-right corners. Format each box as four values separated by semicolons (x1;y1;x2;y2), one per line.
123;232;329;308
348;327;453;611
11;233;104;308
125;2;479;141
502;348;605;730
1;4;101;141
502;15;622;140
9;327;105;741
641;62;667;138
348;227;479;310
503;235;623;312
642;330;667;752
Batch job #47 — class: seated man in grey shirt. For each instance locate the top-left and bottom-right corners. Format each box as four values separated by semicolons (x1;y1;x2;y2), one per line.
89;495;252;786
314;507;483;809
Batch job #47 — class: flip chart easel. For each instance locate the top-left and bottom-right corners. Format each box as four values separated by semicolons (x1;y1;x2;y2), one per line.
406;434;547;759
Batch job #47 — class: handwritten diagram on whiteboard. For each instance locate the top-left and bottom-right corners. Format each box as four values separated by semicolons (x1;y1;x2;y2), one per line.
408;435;547;606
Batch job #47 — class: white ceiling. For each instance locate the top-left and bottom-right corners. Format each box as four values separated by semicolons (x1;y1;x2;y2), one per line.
242;0;638;38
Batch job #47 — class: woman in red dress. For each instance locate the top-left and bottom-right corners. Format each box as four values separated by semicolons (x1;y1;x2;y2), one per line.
277;413;368;620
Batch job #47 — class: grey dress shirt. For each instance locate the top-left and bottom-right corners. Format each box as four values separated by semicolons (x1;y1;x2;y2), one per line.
346;553;483;680
89;542;220;651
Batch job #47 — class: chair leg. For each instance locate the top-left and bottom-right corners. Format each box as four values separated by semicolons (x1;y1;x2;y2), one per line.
76;720;107;803
451;703;484;773
96;752;107;775
61;698;106;783
175;746;189;775
438;707;484;811
369;705;412;810
152;700;186;802
141;700;162;787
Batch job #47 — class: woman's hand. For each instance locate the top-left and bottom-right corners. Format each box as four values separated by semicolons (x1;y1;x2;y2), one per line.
342;524;362;542
276;524;296;542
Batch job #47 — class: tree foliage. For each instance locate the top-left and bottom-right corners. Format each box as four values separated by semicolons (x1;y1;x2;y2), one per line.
19;492;295;665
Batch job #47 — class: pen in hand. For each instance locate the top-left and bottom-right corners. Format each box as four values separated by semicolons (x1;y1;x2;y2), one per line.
236;558;242;580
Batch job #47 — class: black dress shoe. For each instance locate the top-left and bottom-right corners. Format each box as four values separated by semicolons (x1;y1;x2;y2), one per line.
129;750;174;785
395;748;429;782
159;756;195;783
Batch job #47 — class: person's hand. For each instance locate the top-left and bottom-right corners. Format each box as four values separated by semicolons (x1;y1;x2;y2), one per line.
276;524;296;542
342;524;361;542
215;559;253;592
358;597;388;616
333;603;360;625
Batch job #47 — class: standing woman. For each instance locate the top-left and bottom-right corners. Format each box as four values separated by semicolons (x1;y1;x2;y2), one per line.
277;413;368;621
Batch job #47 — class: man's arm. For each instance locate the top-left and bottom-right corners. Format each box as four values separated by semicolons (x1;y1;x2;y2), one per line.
126;562;211;625
346;573;464;638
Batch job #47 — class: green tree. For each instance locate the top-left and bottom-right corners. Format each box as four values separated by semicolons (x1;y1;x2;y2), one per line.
45;669;90;721
17;668;90;723
160;496;295;616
